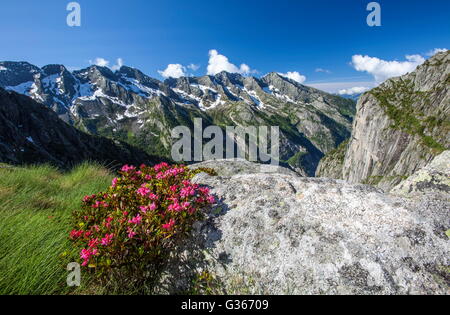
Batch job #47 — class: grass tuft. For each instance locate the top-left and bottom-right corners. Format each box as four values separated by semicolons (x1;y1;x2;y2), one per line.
0;162;113;295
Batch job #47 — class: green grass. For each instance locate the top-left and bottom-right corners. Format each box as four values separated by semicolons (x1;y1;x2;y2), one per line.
0;162;113;295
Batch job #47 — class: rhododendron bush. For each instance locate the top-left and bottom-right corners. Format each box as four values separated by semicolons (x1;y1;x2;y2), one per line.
69;163;216;290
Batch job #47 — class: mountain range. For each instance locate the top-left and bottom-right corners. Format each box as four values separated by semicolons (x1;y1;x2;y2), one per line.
0;61;355;175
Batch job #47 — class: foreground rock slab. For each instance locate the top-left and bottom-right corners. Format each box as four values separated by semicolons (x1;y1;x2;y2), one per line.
191;168;449;295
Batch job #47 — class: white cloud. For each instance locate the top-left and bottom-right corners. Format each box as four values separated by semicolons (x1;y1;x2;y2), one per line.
158;64;186;79
315;68;331;74
351;54;426;83
187;63;200;71
279;71;306;84
338;86;370;95
426;48;448;56
306;81;377;94
111;58;124;71
207;49;254;76
89;57;109;67
89;57;124;71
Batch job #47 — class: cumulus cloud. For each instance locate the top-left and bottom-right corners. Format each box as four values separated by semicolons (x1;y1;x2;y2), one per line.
89;57;110;67
426;48;448;56
351;54;426;83
338;86;370;95
158;64;186;79
315;68;331;74
89;57;124;71
111;58;124;71
207;50;254;76
279;71;307;84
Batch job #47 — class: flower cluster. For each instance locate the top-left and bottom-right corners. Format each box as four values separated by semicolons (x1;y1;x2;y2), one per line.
69;163;216;284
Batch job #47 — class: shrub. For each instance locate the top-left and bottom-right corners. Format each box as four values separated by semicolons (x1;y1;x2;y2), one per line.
69;162;216;291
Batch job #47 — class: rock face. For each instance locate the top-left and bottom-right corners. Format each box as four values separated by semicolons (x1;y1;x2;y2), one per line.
187;160;449;295
315;140;348;179
0;88;163;168
391;150;450;197
317;51;449;190
0;61;356;176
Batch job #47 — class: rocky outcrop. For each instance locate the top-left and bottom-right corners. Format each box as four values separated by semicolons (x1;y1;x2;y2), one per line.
190;158;299;176
180;160;449;295
0;88;163;168
317;51;449;190
391;150;450;197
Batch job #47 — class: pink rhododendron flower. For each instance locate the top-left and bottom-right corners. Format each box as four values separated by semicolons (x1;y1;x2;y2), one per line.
182;202;191;209
207;195;216;204
92;201;109;208
137;187;151;197
180;186;196;198
127;228;137;239
139;205;149;213
80;249;91;260
88;238;99;248
83;195;95;203
168;203;182;212
112;178;118;187
128;215;142;225
121;165;136;172
139;203;157;213
154;162;169;172
162;219;176;230
101;233;114;246
70;230;83;240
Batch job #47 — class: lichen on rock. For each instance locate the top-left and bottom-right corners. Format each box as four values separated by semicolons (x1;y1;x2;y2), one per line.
180;159;450;295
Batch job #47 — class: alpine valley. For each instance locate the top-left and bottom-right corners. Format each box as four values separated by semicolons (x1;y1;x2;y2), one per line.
0;61;355;175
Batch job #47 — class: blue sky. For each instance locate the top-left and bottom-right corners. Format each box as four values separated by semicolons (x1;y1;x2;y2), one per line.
0;0;448;93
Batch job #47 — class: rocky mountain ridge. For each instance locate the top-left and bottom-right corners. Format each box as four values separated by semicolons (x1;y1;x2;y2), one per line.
0;61;355;175
0;87;163;168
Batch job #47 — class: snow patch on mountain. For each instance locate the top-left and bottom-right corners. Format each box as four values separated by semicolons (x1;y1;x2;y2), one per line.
243;87;265;109
120;75;166;98
5;81;34;95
